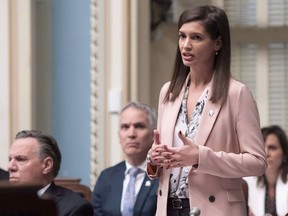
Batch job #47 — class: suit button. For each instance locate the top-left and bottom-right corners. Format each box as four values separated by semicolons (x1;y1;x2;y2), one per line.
209;195;215;202
159;190;162;196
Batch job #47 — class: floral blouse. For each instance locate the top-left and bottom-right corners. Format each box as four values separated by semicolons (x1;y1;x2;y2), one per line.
169;80;210;198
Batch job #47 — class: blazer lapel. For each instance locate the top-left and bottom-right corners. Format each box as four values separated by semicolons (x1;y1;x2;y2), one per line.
196;99;222;146
134;175;156;213
162;75;222;147
110;164;126;215
43;182;62;204
195;79;222;146
162;77;189;146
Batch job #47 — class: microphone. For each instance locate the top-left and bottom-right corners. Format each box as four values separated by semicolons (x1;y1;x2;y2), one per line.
190;207;201;216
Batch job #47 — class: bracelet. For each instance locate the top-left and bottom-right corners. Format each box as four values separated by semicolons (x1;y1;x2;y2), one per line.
146;153;156;165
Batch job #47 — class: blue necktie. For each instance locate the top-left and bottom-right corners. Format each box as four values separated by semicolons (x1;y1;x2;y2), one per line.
122;167;142;216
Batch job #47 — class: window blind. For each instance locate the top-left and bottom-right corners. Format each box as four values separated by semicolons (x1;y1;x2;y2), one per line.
224;0;257;26
227;0;288;132
231;44;257;99
268;0;288;26
268;43;288;130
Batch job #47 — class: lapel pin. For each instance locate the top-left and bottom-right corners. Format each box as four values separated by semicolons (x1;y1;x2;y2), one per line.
208;110;215;117
145;180;151;187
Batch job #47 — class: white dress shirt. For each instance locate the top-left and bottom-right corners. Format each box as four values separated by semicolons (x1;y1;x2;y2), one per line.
120;161;147;213
37;183;51;197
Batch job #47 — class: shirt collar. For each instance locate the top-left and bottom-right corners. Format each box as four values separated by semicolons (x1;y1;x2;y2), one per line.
125;160;146;175
37;183;51;197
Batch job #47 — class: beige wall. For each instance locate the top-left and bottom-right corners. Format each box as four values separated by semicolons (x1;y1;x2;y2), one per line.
0;0;34;168
150;23;177;110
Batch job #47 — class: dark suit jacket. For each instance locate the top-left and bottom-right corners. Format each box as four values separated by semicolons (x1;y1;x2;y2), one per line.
0;168;9;180
92;161;158;216
44;181;93;216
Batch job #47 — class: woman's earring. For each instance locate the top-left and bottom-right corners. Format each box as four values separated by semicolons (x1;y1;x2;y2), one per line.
215;51;218;55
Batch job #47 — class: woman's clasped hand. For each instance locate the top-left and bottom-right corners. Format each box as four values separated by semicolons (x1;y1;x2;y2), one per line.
150;130;199;169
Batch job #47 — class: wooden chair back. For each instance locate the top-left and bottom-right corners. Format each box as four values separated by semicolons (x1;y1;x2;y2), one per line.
0;182;57;216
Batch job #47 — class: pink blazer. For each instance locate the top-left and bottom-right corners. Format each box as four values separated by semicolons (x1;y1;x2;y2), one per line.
148;76;267;216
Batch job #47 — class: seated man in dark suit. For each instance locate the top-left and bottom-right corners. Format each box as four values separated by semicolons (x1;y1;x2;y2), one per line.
8;130;93;216
92;101;159;216
0;168;9;180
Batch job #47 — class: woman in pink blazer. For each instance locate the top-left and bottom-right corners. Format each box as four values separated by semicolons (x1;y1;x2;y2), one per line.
147;5;267;216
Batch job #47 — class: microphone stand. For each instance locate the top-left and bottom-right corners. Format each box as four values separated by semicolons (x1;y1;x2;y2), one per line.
190;207;201;216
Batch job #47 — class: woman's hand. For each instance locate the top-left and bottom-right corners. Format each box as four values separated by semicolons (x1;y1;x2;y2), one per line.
151;130;199;168
148;130;166;166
